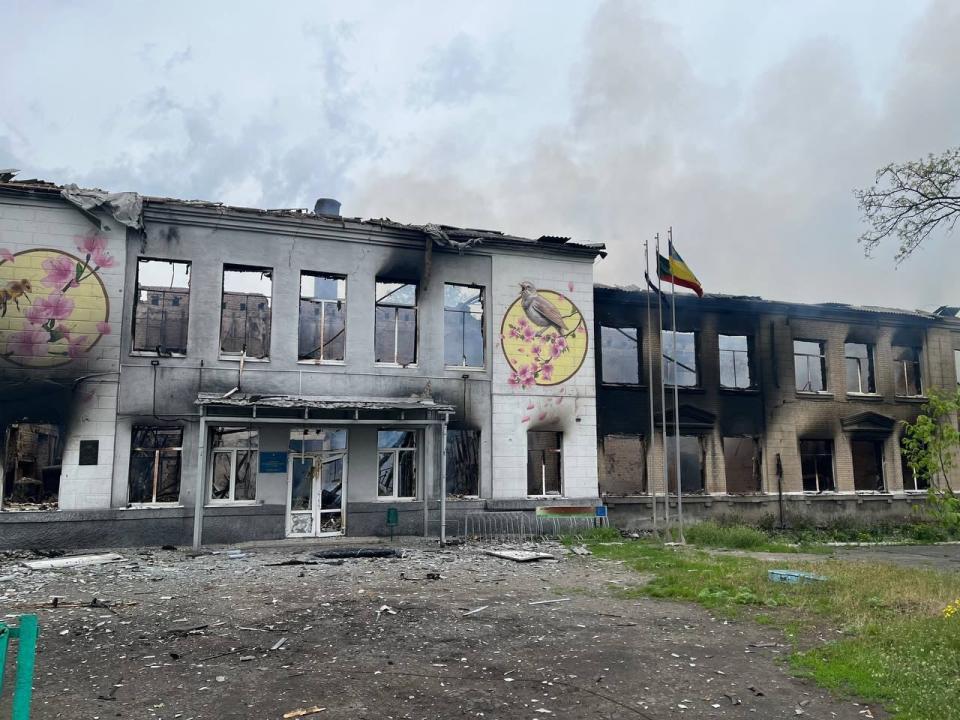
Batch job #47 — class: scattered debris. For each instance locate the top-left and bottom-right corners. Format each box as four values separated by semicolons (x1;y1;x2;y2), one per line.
266;559;319;567
768;569;827;584
283;707;326;719
376;605;398;620
462;605;489;617
484;550;555;563
270;637;287;651
528;598;570;606
22;552;124;570
312;547;402;560
747;685;765;697
570;545;592;556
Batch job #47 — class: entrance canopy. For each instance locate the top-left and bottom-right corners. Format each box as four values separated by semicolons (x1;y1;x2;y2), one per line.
191;393;455;548
196;392;454;421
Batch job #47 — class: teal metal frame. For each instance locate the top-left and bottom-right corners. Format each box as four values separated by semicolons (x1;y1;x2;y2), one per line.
0;614;38;719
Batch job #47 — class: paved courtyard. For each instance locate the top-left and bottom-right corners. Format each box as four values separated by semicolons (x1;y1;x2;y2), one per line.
0;540;885;719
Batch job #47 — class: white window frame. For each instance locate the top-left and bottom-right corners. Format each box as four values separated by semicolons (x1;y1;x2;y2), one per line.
377;431;418;500
375;281;418;366
128;426;183;506
893;346;924;397
209;430;259;505
719;334;751;389
794;340;827;393
444;283;485;369
298;272;347;363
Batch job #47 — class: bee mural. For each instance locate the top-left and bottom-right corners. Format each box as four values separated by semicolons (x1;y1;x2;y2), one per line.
0;278;32;317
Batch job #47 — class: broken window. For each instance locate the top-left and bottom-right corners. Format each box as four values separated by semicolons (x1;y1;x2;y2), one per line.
446;428;480;497
378;430;417;499
210;428;258;502
851;438;885;492
444;284;484;367
665;434;705;494
298;272;346;362
599;434;646;495
375;281;417;365
893;346;923;396
845;343;876;394
129;426;183;504
133;259;190;354
662;330;697;387
719;335;751;389
799;439;834;492
1;423;63;506
723;436;762;493
220;265;272;358
900;436;929;491
794;340;827;393
600;326;640;384
527;431;562;496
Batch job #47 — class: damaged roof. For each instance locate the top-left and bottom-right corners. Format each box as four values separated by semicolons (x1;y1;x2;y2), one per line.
595;283;955;324
196;392;455;413
0;176;605;258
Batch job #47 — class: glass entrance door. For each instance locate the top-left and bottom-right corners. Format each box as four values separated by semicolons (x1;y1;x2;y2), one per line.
287;452;346;537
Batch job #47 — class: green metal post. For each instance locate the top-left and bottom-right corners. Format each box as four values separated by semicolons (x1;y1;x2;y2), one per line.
11;615;38;719
0;623;8;700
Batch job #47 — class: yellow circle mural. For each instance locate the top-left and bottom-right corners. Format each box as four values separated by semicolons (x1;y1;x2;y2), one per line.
0;236;113;368
500;283;588;387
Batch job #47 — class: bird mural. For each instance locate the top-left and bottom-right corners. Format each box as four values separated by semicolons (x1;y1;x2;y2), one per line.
519;281;568;334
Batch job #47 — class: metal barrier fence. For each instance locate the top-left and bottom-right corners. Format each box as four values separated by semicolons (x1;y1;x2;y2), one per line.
0;614;38;720
462;511;604;543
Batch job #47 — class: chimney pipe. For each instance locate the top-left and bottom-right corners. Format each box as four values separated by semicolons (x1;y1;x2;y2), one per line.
314;198;341;217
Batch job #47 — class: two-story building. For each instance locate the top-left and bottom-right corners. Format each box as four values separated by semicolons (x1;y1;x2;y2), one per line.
594;285;960;527
0;178;604;549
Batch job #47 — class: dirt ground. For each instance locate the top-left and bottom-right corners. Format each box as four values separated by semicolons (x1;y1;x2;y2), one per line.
1;540;881;720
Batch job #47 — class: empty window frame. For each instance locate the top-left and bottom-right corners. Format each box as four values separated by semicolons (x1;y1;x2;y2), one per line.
893;346;923;396
600;326;640;384
298;272;346;362
719;335;751;389
851;438;885;492
794;340;827;393
723;436;762;493
1;422;63;505
799;439;835;492
900;436;929;491
210;428;258;502
375;281;418;365
129;426;183;504
845;343;876;394
446;428;480;497
662;330;697;387
378;430;417;499
665;434;705;494
220;265;272;358
599;434;646;495
444;284;484;367
133;259;190;354
527;431;562;496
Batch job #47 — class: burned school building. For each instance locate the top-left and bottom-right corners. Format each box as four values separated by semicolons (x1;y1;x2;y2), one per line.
594;286;960;527
0;178;603;549
2;175;959;550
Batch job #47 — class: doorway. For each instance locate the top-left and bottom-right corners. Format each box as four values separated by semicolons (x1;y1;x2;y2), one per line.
287;428;347;537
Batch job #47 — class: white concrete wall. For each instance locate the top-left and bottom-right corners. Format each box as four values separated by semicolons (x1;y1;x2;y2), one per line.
490;251;599;499
0;195;126;510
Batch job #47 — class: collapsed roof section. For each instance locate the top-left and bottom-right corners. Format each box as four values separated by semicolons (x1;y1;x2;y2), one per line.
0;174;605;260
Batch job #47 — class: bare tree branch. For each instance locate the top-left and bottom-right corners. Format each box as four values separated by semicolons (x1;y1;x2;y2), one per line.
855;147;960;263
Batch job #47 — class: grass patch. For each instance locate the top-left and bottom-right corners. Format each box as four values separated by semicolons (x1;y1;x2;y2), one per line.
584;538;960;719
683;521;827;553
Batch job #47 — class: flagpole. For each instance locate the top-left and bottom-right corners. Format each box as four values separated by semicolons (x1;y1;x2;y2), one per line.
644;238;658;535
655;234;671;534
669;226;686;544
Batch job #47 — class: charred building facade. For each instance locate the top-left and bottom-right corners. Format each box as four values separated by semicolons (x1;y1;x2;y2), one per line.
0;180;603;549
594;286;960;527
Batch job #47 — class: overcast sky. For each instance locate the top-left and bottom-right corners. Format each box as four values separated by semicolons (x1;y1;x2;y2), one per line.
2;0;957;309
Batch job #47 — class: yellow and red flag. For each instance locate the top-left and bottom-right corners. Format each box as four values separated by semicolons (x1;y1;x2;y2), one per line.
658;242;703;297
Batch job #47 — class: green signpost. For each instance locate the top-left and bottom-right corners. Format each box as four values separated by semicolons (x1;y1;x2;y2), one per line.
0;614;38;719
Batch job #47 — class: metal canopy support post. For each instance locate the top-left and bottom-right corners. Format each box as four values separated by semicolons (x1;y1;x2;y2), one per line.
439;411;449;545
192;414;207;550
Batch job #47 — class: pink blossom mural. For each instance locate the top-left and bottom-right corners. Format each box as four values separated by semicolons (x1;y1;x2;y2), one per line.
0;235;113;368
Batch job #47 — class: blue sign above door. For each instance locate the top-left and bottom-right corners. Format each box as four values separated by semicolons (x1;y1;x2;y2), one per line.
259;451;288;474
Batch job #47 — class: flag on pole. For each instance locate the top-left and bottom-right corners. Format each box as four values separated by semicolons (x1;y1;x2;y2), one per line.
657;242;703;297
